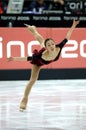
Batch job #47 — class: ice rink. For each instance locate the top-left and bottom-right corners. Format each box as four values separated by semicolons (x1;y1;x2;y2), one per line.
0;80;86;130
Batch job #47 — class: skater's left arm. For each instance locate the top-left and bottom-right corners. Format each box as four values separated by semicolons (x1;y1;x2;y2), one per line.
56;20;80;48
66;20;80;40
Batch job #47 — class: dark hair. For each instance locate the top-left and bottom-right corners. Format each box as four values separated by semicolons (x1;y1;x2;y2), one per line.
44;38;54;46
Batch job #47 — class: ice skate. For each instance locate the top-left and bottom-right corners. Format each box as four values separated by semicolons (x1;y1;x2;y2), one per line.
20;97;28;111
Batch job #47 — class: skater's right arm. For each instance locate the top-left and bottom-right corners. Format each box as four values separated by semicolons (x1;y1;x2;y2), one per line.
24;24;45;48
7;57;27;62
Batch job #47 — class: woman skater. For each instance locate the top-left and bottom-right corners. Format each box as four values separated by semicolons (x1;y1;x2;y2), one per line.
8;20;79;110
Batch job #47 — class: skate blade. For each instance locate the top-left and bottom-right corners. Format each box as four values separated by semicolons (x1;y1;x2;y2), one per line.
20;108;26;112
24;23;30;27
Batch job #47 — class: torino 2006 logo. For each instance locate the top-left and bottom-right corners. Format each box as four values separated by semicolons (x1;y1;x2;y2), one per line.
0;37;86;58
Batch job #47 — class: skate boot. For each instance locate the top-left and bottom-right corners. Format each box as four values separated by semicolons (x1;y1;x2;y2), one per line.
20;97;28;111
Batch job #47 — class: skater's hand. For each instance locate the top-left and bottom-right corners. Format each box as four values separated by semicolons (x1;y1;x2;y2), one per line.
72;20;80;27
7;57;14;62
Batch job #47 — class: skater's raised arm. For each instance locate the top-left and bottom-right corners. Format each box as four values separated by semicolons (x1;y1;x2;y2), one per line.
24;24;45;47
66;20;80;40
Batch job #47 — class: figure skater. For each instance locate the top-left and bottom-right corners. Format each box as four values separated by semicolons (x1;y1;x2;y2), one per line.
8;20;79;110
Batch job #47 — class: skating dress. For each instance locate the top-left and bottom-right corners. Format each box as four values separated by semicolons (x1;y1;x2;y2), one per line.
27;38;68;66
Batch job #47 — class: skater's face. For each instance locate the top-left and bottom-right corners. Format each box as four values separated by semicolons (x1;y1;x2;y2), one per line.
45;39;55;52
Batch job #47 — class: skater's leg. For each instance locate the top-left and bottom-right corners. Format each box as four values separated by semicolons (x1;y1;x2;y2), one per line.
20;65;41;110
